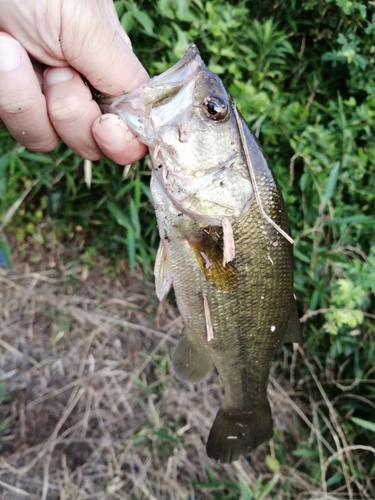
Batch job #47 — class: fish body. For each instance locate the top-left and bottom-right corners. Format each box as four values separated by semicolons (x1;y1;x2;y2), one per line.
100;46;301;463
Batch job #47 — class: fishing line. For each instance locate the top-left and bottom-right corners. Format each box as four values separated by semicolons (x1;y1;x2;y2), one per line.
233;105;294;245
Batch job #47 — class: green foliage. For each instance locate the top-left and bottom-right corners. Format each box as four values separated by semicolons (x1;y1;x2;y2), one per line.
0;384;10;436
1;0;374;497
0;233;12;268
194;466;280;500
351;417;375;434
0;137;156;271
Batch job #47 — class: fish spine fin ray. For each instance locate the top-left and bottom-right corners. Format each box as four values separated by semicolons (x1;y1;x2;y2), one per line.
206;403;273;463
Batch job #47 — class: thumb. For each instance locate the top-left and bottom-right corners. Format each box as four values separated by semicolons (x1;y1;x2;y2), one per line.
61;0;149;95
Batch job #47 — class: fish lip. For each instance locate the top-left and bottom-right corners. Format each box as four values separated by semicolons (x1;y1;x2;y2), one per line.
155;44;201;81
99;45;204;122
98;45;203;111
139;45;204;107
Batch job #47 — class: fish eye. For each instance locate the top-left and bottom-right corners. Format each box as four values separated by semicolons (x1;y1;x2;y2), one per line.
202;96;228;121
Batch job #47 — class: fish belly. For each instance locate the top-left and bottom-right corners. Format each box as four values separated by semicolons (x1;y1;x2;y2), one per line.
151;171;293;462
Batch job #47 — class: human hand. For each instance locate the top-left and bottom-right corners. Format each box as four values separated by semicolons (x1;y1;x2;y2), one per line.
0;0;149;164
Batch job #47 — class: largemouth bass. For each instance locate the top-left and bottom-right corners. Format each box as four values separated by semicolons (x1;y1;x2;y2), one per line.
100;45;302;463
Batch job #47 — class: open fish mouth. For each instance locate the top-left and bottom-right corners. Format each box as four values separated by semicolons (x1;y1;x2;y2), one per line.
100;45;204;122
140;44;203;108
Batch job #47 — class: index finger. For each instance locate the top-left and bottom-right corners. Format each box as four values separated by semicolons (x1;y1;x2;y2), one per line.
61;0;149;95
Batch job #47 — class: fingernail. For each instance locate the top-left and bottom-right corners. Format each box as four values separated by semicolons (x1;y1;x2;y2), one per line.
45;67;75;86
0;38;22;71
94;115;130;147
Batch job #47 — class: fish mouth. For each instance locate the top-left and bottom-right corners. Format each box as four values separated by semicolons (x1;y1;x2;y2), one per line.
159;44;202;78
99;45;204;138
143;46;205;128
100;45;203;112
140;45;203;108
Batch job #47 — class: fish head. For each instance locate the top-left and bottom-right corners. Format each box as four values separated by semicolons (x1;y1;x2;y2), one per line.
100;45;203;145
101;45;253;225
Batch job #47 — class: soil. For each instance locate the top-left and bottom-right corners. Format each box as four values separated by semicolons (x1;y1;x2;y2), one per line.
0;259;300;500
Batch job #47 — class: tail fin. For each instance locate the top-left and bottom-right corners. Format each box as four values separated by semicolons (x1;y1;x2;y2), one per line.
206;403;273;463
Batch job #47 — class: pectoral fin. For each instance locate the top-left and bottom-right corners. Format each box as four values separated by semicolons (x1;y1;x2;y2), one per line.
154;240;173;301
172;332;213;382
188;230;240;291
283;295;303;343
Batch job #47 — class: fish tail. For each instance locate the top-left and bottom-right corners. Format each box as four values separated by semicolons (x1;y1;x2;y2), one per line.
206;402;273;463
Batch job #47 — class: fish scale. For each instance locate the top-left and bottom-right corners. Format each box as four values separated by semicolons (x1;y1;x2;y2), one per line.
99;44;302;463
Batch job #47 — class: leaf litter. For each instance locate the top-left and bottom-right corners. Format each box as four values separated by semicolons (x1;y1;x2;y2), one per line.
0;254;373;499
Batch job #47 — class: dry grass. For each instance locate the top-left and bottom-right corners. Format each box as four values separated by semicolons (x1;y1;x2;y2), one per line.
0;258;372;499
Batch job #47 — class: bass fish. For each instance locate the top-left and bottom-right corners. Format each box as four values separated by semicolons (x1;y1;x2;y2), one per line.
100;45;302;463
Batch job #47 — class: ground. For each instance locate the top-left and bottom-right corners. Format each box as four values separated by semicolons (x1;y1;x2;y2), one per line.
0;255;362;500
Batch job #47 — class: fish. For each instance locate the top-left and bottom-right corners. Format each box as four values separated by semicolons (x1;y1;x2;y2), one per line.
99;45;302;463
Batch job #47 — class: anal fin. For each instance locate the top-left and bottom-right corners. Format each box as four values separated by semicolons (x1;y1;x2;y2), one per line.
172;333;213;382
283;294;303;343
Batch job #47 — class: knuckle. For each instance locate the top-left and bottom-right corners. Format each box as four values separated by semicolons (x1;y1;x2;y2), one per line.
0;92;60;150
0;95;40;119
85;150;102;161
27;137;60;153
48;94;87;123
